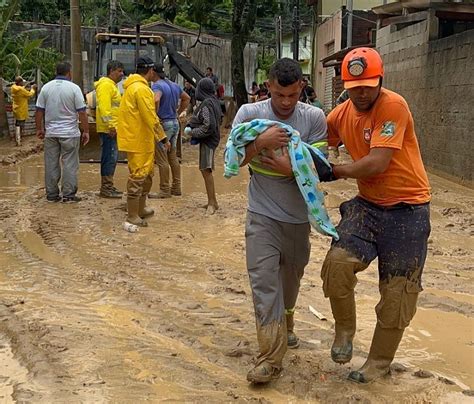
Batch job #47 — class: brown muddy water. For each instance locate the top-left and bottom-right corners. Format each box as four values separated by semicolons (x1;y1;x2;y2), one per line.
0;140;473;403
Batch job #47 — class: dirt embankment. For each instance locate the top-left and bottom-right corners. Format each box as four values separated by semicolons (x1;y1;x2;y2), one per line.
0;140;473;402
0;136;43;166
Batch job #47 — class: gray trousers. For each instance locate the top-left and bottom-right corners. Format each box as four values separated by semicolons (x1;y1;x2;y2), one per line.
44;137;80;199
245;211;311;368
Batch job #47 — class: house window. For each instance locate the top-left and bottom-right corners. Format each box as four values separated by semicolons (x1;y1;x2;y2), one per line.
304;36;308;48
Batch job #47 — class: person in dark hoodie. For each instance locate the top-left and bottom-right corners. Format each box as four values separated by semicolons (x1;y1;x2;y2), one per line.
184;78;222;215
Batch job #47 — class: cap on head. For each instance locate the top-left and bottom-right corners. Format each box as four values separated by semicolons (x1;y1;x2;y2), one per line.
153;63;166;78
341;47;383;89
136;56;155;69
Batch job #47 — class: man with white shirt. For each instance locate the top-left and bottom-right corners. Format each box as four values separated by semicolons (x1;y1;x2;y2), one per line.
35;62;89;203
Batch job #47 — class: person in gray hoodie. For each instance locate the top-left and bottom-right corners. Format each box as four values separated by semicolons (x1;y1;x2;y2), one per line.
184;78;222;215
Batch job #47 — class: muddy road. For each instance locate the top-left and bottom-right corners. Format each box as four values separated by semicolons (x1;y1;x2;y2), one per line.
0;138;473;403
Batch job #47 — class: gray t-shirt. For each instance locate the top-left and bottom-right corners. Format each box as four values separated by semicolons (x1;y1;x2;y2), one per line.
36;77;86;137
232;99;327;224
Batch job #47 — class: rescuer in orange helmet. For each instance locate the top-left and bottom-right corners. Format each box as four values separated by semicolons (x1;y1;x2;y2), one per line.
321;47;432;383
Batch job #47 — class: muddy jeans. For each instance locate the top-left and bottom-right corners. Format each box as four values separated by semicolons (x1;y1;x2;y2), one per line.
332;197;431;283
44;136;80;199
322;197;431;329
245;211;311;369
155;120;180;193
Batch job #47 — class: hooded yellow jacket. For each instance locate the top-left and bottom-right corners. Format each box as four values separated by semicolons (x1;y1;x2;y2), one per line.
117;74;166;153
95;76;121;133
11;85;35;121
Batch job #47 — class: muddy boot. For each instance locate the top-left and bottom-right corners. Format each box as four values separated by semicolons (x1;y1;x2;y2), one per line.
126;178;147;227
171;187;182;196
138;196;154;219
148;190;172;199
348;325;404;384
126;197;148;227
330;293;356;364
246;361;282;384
100;176;122;198
286;313;299;349
15;126;21;147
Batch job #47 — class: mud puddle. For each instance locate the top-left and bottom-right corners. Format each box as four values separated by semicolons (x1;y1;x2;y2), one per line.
0;140;473;402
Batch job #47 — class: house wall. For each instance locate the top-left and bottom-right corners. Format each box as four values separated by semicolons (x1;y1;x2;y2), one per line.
281;28;313;76
377;21;474;184
321;1;396;17
314;10;343;108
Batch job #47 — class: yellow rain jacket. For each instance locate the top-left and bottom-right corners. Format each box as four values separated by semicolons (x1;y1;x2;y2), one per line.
95;76;121;133
11;85;35;121
117;74;166;153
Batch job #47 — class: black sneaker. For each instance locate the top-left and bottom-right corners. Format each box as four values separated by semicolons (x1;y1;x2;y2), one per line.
62;196;82;203
46;196;62;203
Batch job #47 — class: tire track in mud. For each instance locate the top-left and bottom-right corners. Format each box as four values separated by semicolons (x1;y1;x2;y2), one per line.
1;162;472;401
0;192;284;401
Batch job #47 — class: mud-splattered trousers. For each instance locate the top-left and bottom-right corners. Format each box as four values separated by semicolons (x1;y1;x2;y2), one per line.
245;211;311;370
322;196;431;331
126;151;155;200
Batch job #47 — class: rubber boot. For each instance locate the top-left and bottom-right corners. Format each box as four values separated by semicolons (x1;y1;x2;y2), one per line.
126;177;147;227
138;196;154;219
15;126;21;147
286;313;299;349
148;190;172;199
330;293;356;364
126;197;148;227
348;325;404;384
139;174;154;218
100;176;122;198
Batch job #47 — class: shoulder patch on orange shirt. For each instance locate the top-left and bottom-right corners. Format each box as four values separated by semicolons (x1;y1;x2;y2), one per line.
381;121;395;137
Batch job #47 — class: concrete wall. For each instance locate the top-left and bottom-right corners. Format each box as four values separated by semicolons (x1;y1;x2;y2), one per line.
378;22;474;184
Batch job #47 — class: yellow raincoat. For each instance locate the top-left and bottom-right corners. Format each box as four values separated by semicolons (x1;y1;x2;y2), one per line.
95;77;121;133
11;85;35;121
117;74;165;153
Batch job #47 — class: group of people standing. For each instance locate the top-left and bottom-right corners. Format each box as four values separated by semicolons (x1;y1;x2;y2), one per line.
33;57;223;221
31;47;431;387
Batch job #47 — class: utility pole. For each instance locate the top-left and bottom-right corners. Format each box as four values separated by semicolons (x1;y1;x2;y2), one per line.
275;16;282;59
292;0;300;61
70;0;83;88
347;0;353;48
109;0;117;33
135;23;141;69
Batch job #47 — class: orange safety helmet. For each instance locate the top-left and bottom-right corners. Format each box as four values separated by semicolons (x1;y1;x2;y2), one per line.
341;47;384;89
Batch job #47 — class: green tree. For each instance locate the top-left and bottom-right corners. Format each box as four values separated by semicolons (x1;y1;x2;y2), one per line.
0;0;20;137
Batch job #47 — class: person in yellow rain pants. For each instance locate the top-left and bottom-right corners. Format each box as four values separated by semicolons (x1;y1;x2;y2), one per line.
117;56;169;227
11;76;37;146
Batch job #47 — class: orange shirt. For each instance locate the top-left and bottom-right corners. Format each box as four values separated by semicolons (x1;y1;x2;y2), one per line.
327;88;431;206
